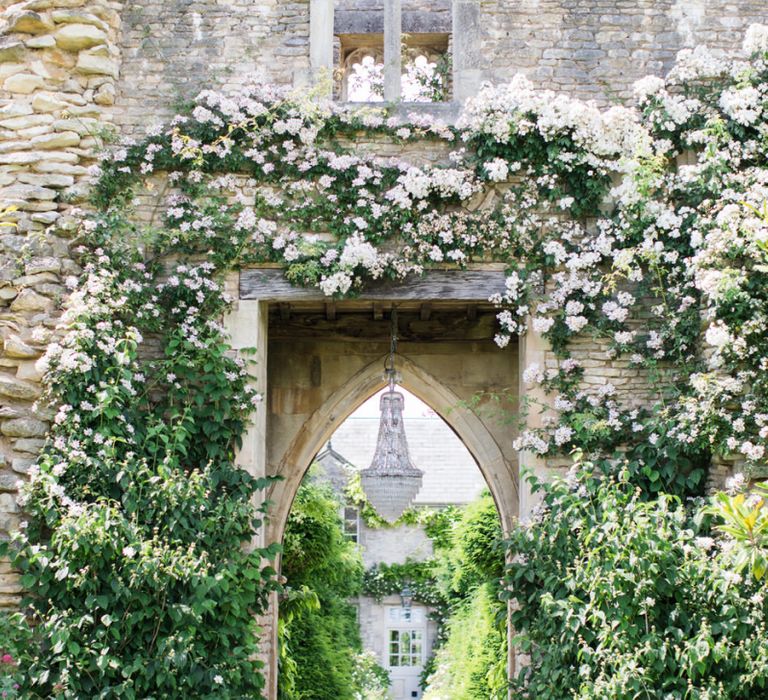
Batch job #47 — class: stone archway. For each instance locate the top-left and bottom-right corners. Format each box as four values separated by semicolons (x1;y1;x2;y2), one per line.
225;287;521;698
268;352;518;546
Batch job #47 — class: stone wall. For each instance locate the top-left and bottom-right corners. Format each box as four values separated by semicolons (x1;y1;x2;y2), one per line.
0;0;123;609
0;0;763;652
479;0;768;101
116;0;311;138
111;0;768;141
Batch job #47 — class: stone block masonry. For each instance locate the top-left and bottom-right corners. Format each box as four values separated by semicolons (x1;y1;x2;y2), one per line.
0;0;765;627
0;0;124;610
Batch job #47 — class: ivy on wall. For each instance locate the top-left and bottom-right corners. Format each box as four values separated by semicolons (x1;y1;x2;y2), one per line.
1;22;768;697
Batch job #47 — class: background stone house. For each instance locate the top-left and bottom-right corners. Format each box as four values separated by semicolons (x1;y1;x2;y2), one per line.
311;389;486;700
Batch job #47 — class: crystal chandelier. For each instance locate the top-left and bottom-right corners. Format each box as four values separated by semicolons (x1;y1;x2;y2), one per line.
360;311;423;522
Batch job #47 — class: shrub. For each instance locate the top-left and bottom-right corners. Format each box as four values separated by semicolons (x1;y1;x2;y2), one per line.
0;613;32;700
505;466;768;698
421;492;507;699
279;478;365;700
422;584;507;700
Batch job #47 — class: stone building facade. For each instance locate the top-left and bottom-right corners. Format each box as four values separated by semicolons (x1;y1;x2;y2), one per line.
311;393;486;700
0;0;766;692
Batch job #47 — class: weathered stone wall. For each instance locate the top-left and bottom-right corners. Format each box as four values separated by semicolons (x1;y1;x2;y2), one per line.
116;0;311;138
479;0;768;101
0;0;123;609
0;0;763;652
111;0;768;139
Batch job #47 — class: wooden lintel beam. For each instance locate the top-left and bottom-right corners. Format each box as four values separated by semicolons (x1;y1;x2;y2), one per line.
325;302;336;321
420;303;432;321
372;302;384;321
466;305;478;321
240;268;506;302
269;310;498;342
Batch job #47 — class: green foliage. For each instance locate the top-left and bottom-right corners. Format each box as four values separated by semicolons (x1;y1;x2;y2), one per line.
362;560;444;609
6;179;279;698
447;494;505;594
422;584;507;700
350;651;392;700
505;467;768;698
703;481;768;581
603;419;709;499
278;479;366;700
0;612;32;699
419;493;507;699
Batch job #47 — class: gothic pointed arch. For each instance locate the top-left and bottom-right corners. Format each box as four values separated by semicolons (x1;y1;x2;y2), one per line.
266;353;518;545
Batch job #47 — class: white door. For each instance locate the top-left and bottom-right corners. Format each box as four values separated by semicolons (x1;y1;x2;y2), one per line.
386;606;426;700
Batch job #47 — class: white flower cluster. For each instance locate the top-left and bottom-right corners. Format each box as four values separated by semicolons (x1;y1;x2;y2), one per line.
744;24;768;56
458;74;644;164
719;86;763;126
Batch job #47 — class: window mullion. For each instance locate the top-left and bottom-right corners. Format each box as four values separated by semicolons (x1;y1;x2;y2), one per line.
383;0;402;101
310;0;334;89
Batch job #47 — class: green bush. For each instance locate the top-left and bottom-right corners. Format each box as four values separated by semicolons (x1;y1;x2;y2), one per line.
422;583;507;700
0;612;32;699
505;466;768;698
279;478;368;700
3;251;279;698
351;650;392;700
421;492;507;699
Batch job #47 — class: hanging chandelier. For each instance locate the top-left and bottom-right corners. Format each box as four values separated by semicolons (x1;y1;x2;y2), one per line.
360;310;424;522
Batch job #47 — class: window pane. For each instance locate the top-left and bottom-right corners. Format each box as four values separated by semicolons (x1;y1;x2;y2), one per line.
347;55;384;102
342;506;359;542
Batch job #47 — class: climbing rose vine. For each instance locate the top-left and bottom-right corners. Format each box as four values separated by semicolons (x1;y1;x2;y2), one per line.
3;22;768;697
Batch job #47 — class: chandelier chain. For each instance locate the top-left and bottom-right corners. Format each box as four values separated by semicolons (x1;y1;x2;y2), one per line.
386;308;398;389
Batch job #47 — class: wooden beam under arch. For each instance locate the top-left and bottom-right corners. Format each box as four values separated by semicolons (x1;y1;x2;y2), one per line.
239;267;507;302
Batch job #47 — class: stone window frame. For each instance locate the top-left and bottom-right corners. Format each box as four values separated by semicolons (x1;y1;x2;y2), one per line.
336;35;451;103
342;503;361;542
338;39;385;102
309;0;481;104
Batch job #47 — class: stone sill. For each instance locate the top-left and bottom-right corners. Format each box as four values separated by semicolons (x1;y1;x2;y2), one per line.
340;100;462;124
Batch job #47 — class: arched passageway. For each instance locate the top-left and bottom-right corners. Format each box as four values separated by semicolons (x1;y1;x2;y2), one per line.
281;385;505;700
245;300;521;698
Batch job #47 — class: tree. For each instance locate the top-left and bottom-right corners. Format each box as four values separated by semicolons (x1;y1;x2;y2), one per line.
279;478;365;700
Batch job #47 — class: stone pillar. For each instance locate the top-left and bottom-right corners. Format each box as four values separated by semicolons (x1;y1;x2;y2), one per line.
309;0;334;88
383;0;402;102
223;283;269;550
517;321;554;520
452;0;483;101
222;284;277;697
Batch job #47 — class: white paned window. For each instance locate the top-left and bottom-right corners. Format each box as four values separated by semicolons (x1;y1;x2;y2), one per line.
342;505;360;542
388;629;423;667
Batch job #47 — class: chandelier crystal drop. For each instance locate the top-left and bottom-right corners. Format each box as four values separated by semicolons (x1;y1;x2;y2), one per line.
359;311;423;522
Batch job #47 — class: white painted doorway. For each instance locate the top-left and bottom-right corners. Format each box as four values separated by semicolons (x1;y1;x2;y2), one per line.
386;606;427;700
